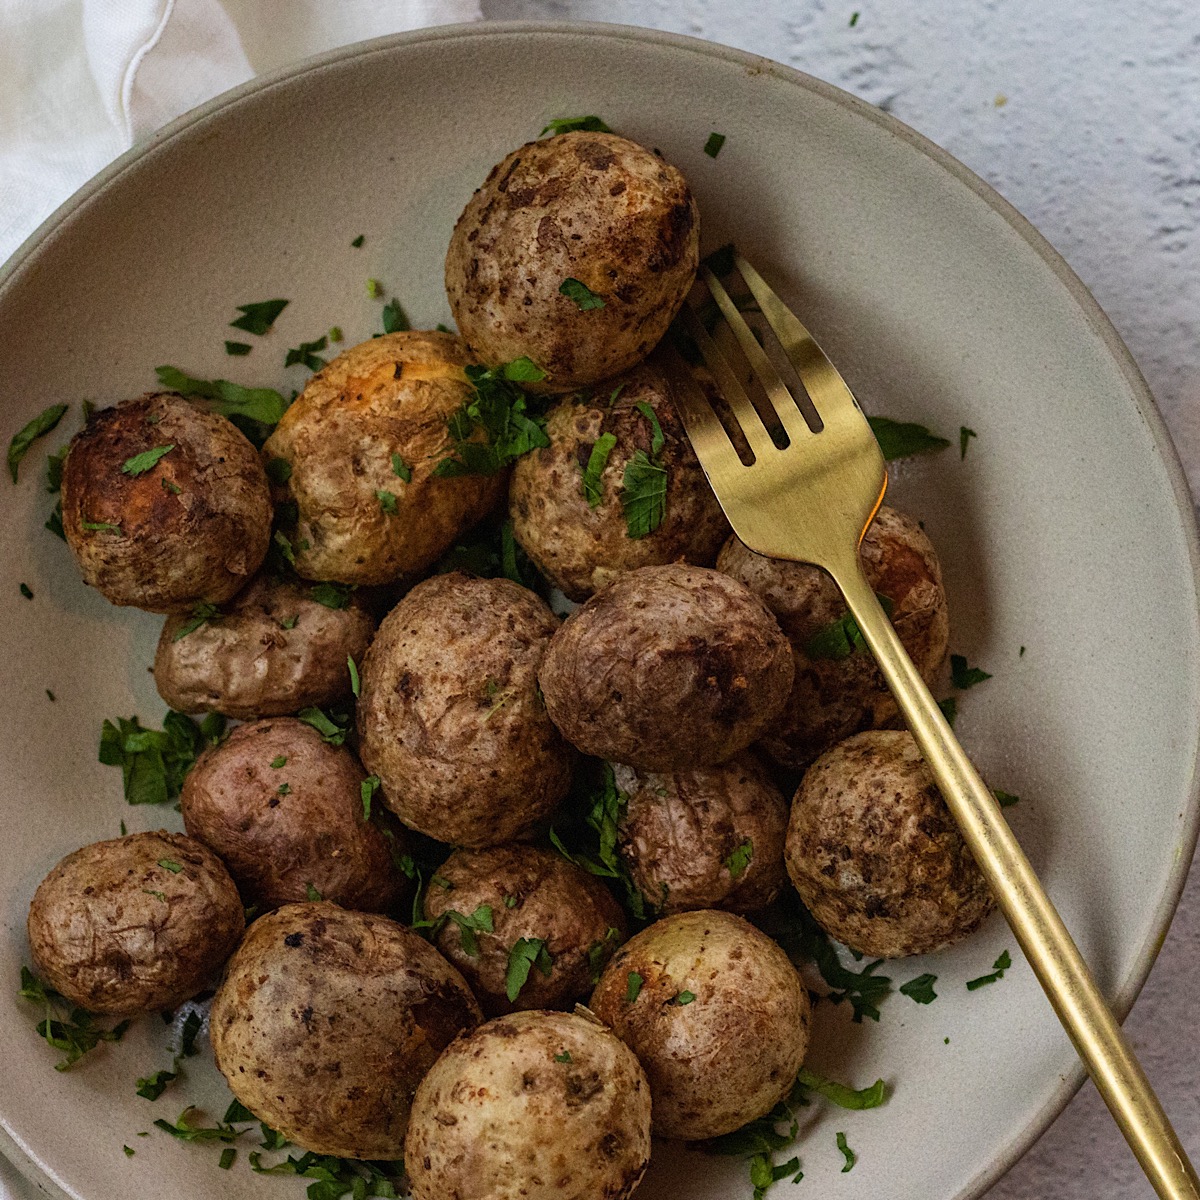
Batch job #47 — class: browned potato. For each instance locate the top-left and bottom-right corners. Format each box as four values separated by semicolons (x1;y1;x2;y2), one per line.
717;505;949;768
60;393;271;612
445;131;699;394
591;909;810;1139
407;1010;651;1200
358;572;574;846
153;571;376;718
27;831;243;1017
423;845;626;1014
210;902;481;1158
181;718;404;913
262;331;505;585
539;564;794;771
786;729;994;957
508;358;729;600
613;751;788;914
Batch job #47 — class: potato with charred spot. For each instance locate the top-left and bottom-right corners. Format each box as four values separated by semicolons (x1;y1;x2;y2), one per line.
508;358;729;600
262;331;505;585
27;831;243;1017
539;564;793;771
717;505;949;769
60;393;271;612
210;903;481;1159
613;752;788;915
445;131;699;394
423;845;626;1014
590;909;809;1139
358;572;574;846
181;718;404;914
786;729;994;957
153;572;375;718
407;1010;651;1200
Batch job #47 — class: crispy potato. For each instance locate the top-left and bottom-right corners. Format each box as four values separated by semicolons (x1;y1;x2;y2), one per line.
445;132;698;394
590;909;810;1139
181;718;404;914
153;571;376;718
60;393;271;612
508;358;729;600
613;752;788;914
786;729;994;957
538;564;794;771
210;902;481;1158
717;505;950;768
358;572;574;846
27;831;243;1017
407;1010;651;1200
261;331;505;585
423;845;626;1014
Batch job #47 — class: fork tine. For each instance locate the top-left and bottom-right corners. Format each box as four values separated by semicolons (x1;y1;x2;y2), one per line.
658;340;743;480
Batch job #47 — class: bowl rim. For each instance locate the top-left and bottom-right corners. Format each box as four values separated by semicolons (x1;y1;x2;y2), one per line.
2;19;1199;1200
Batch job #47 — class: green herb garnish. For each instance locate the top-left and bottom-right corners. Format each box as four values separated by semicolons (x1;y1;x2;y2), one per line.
136;1067;178;1100
157;859;183;874
381;298;410;335
559;277;605;311
804;593;894;660
366;278;382;298
704;132;727;157
724;839;754;879
506;937;553;1002
899;973;938;1004
266;456;292;485
154;1107;244;1144
276;783;291;796
950;653;991;689
585;927;621;982
867;416;950;460
270;755;287;769
620;450;667;538
994;789;1020;808
938;696;958;727
960;426;977;458
285;337;327;372
9;404;68;482
391;453;412;483
360;775;380;820
966;950;1012;991
351;235;364;248
581;432;617;507
218;1148;236;1170
377;489;398;515
172;601;220;642
443;905;494;957
154;366;289;430
348;655;361;697
850;10;860;25
540;115;612;136
230;299;288;335
19;967;131;1070
836;1131;856;1172
19;583;33;599
297;705;351;745
99;711;209;806
305;883;322;902
625;972;644;1003
554;1051;572;1063
225;341;251;357
308;581;354;610
81;520;121;532
121;444;174;476
794;1067;887;1109
670;990;696;1006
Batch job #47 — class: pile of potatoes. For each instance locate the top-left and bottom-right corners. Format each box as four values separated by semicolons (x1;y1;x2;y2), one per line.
27;125;995;1200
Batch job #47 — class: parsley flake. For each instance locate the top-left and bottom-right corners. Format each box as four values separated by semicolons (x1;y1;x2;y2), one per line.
377;489;398;515
540;115;613;136
8;404;68;483
305;883;322;901
348;655;361;697
443;905;495;956
155;366;288;432
19;583;33;599
960;426;977;458
724;839;754;879
284;337;327;372
620;450;667;538
81;520;121;533
154;1106;243;1144
625;972;644;1003
172;601;220;642
966;950;1012;991
230;299;288;336
99;712;210;806
554;1051;572;1063
381;298;410;334
19;966;131;1070
391;453;412;483
581;433;617;507
360;775;380;820
297;705;351;745
157;859;183;874
794;1067;887;1109
836;1131;856;1172
504;895;519;908
225;341;252;357
506;937;553;1002
270;756;287;769
850;10;860;25
329;326;343;343
136;1067;178;1100
121;444;174;476
994;789;1020;808
219;1148;236;1170
559;277;605;311
950;653;991;689
938;696;959;727
366;278;382;299
899;973;938;1004
266;456;293;485
704;132;727;157
308;581;355;610
670;990;696;1006
867;416;950;460
351;235;365;248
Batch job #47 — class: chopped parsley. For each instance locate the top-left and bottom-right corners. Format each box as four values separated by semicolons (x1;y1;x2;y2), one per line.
45;444;68;492
19;583;32;599
586;927;622;982
225;341;251;356
153;1107;244;1144
867;416;950;460
625;971;644;1003
329;326;343;343
540;115;612;136
360;775;380;819
276;783;291;796
670;990;696;1006
162;477;182;495
554;1051;572;1063
706;1091;806;1199
8;403;68;482
559;277;605;311
19;967;131;1070
391;453;412;483
443;905;494;956
157;859;183;874
899;973;938;1004
505;937;553;1002
154;366;289;432
121;444;174;476
850;10;860;25
81;520;121;533
966;949;1012;991
704;132;727;158
366;278;382;299
270;756;287;769
298;705;351;745
581;432;617;507
938;696;959;727
994;789;1020;808
805;593;893;660
351;234;365;248
348;655;361;697
305;883;323;902
950;653;991;689
285;337;327;372
381;298;410;334
794;1067;887;1109
265;456;292;485
960;426;977;459
136;1067;178;1100
142;888;167;902
218;1148;236;1170
123;1146;135;1157
504;895;519;908
308;581;355;610
377;489;398;515
724;839;754;879
836;1131;856;1172
45;502;65;539
230;299;288;336
99;711;210;806
247;1149;404;1196
621;450;667;538
172;601;220;642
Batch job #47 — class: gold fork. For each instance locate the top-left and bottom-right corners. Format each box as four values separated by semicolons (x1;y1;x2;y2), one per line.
666;250;1199;1200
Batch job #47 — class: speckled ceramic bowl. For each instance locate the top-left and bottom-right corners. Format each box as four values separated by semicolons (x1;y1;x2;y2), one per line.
1;21;1198;1200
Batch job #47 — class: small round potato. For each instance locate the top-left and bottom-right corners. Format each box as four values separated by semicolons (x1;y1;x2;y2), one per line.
358;572;574;846
60;393;271;612
445;131;699;394
262;331;505;585
590;909;810;1139
508;358;729;600
786;729;994;957
539;564;794;771
210;902;481;1158
153;571;376;718
181;718;404;913
614;752;788;914
717;505;949;768
27;831;243;1017
407;1010;651;1200
424;845;626;1014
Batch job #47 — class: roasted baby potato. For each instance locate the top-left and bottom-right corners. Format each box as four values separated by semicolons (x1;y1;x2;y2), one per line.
445;131;699;394
786;729;994;957
539;564;794;771
210;902;481;1158
407;1009;651;1200
153;571;376;718
27;831;243;1017
717;505;949;768
590;909;810;1139
358;572;574;846
181;718;404;914
60;393;271;612
508;358;729;600
262;331;505;585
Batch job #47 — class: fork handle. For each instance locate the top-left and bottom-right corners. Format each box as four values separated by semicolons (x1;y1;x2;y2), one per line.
834;560;1200;1200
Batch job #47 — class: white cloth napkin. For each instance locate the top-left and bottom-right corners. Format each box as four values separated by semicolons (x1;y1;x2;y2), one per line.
0;0;481;267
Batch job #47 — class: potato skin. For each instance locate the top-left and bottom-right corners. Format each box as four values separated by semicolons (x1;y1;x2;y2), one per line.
27;832;243;1017
445;132;699;394
181;718;403;914
210;903;481;1158
262;332;504;585
407;1010;651;1200
424;846;626;1014
358;572;574;846
153;572;376;718
614;752;788;914
786;730;994;957
508;358;729;600
60;393;271;612
717;505;949;769
539;564;794;771
590;910;810;1139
